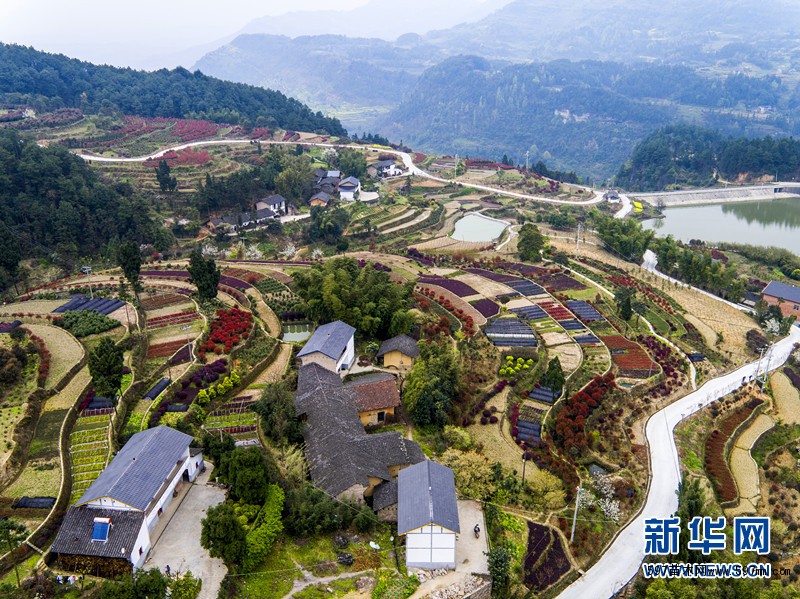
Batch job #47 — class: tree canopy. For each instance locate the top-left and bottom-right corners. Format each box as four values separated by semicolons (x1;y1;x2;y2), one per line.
187;250;220;302
293;257;414;338
517;223;546;262
116;241;143;295
403;341;460;428
0;43;345;135
201;502;247;566
88;337;124;400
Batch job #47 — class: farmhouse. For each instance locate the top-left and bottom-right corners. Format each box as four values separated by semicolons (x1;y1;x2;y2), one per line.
344;372;401;426
368;159;402;179
376;334;420;369
297;320;356;372
50;426;203;577
762;280;800;317
339;176;361;201
255;194;288;214
309;191;331;207
295;364;424;506
398;461;460;570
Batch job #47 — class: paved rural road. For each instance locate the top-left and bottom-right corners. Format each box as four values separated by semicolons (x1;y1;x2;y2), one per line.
558;323;800;599
75;139;602;206
613;194;633;219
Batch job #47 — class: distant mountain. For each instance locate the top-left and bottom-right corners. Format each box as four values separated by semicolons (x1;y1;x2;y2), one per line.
0;44;345;135
193;34;443;131
239;0;510;41
424;0;800;64
379;57;797;180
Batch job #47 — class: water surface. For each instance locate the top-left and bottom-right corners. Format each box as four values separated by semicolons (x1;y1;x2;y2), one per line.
451;213;509;242
642;197;800;255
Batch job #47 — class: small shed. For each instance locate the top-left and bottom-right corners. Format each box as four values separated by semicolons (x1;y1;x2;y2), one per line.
398;461;460;570
377;334;420;369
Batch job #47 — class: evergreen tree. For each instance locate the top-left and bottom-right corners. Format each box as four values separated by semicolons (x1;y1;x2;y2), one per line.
517;223;546;262
155;160;175;192
88;337;124;401
201;503;247;566
187;249;220;302
542;357;565;400
116;240;143;297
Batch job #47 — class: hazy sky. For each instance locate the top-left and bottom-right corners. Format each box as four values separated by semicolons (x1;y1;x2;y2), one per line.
0;0;372;67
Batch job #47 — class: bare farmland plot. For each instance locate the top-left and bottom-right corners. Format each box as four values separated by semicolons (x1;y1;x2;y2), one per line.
24;324;84;388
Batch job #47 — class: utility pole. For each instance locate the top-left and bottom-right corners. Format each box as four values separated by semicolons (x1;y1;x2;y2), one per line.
81;266;93;299
575;223;584;260
525;150;530;172
453;154;459;180
521;455;528;484
570;486;581;543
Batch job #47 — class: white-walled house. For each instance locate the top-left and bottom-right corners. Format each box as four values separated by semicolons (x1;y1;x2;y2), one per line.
297;320;356;372
51;426;203;576
339;176;361;201
398;461;460;570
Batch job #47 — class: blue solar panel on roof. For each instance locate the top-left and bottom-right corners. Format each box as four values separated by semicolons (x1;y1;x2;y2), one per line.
91;521;110;542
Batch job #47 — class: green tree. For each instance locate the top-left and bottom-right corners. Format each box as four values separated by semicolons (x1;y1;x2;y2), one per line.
486;545;511;596
116;240;143;297
541;357;565;400
252;381;303;446
88;337;124;400
170;572;202;599
403;341;460;428
187;249;220;302
242;484;285;572
155;160;177;192
517;223;546;262
0;520;27;587
676;477;705;564
219;446;278;505
201;503;247;566
338;148;367;179
615;287;634;322
275;155;313;205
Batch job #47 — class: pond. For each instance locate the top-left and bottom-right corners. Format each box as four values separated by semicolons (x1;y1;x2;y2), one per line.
641;197;800;255
451;213;509;242
282;322;313;342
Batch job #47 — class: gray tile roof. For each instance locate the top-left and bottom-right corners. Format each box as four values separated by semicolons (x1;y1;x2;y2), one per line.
295;364;425;499
297;320;355;360
398;461;460;535
372;159;396;169
75;426;193;511
310;191;331;205
340;176;360;189
377;334;420;359
373;480;398;511
261;194;287;207
51;506;145;560
763;280;800;304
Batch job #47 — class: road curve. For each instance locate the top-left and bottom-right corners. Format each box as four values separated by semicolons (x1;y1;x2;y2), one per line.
75;139;602;206
558;324;800;598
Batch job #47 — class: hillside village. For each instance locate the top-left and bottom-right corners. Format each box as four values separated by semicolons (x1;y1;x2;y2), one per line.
0;35;800;599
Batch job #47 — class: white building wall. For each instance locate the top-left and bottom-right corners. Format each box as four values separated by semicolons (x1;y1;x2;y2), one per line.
129;521;152;569
336;336;356;371
405;525;456;570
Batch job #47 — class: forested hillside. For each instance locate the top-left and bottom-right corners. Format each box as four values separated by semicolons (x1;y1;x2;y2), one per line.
0;129;164;291
0;43;345;134
381;57;792;180
615;125;800;191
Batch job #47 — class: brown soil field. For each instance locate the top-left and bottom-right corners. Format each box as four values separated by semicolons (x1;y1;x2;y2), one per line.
770;372;800;424
541;332;573;346
416;284;488;326
506;298;534;309
549;343;583;373
453;273;514;299
728;414;775;515
0;300;65;316
24;324;84;388
411;236;485;252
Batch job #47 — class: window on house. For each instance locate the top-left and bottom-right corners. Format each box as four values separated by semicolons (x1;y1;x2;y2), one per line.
139;547;143;556
91;518;111;543
794;304;798;310
377;411;385;422
157;508;163;517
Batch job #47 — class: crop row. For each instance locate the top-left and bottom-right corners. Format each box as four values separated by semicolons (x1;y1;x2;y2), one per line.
141;293;191;311
705;399;763;503
418;276;477;297
147;339;188;359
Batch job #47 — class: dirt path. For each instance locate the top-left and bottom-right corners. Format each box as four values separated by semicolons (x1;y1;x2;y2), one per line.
251;343;293;386
727;414;774;515
382;209;432;234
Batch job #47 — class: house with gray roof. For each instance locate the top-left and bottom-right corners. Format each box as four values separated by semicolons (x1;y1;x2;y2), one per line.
368;159;402;179
295;363;424;506
398;461;460;570
339;176;361;201
50;426;203;576
256;194;288;214
762;280;800;318
377;334;420;369
297;320;356;372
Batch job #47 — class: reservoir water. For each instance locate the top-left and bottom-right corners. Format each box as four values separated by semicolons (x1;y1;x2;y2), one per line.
641;197;800;256
282;322;313;343
451;213;509;242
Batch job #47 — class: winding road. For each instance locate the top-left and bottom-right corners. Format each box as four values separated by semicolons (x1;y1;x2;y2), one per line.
559;324;800;598
75;139;603;206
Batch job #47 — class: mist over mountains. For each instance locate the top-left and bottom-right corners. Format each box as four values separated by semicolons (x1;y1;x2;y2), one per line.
193;0;800;179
